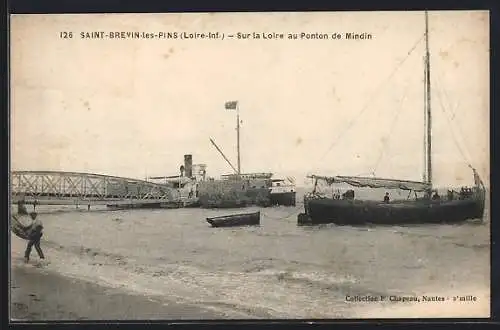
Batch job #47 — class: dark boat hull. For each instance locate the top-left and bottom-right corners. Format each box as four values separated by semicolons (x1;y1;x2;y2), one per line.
203;200;249;209
198;178;271;209
270;192;296;206
300;196;485;225
206;211;260;228
202;199;272;209
106;201;185;210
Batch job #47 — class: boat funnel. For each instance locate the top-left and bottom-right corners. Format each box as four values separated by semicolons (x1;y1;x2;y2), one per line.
184;154;193;178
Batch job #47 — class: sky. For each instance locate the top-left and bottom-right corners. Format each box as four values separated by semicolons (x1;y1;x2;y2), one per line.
10;11;489;188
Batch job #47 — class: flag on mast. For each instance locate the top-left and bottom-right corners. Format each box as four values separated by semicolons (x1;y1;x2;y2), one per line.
225;101;238;110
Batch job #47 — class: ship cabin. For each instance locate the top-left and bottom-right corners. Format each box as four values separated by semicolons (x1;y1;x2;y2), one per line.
221;173;273;181
164;176;194;189
220;172;274;189
270;178;295;194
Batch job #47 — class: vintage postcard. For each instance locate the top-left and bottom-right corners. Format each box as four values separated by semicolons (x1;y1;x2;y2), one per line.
10;11;490;320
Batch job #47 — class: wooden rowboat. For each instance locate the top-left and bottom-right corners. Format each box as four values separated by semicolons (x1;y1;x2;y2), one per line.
206;211;260;228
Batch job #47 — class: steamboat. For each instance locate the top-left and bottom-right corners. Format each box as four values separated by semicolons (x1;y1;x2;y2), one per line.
197;101;296;208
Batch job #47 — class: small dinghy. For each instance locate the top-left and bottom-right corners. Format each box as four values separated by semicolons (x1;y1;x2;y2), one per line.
206;211;260;228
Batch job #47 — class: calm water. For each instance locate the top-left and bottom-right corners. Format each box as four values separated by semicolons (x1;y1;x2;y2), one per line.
11;192;490;318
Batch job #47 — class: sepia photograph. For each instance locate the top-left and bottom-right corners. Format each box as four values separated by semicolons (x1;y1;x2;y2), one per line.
9;10;490;320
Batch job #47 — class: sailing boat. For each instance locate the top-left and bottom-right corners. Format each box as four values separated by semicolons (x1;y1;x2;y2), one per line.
298;12;486;226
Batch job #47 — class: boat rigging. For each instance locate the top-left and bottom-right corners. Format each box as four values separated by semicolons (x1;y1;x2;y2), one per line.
299;11;486;226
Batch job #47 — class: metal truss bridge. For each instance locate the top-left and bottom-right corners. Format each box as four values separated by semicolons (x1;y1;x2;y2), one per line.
10;170;181;206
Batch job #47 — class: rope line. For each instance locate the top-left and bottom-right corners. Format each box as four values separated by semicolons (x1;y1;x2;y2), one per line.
433;75;473;167
372;83;410;175
316;33;426;166
435;75;474;163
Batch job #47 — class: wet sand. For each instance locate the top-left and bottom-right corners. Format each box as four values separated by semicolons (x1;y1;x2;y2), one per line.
10;263;225;321
9;201;490;319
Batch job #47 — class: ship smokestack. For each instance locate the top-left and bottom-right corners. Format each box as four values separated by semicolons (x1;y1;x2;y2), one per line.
184;154;193;178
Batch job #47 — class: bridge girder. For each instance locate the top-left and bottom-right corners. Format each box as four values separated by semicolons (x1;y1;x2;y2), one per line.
10;170;177;201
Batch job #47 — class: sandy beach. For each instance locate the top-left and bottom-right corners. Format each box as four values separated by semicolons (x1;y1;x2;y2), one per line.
9;204;490;320
11;266;227;321
10;235;225;321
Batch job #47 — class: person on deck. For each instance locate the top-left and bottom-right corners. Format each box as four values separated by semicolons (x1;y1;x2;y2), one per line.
459;187;468;200
432;191;441;201
383;192;390;203
24;212;45;263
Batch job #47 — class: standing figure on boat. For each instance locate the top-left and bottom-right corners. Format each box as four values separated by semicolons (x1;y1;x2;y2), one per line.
332;190;340;200
459;187;473;200
447;189;454;201
432;191;441;201
422;189;433;200
383;192;390;203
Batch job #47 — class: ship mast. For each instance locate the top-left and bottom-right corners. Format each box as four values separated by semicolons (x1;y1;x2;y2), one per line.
236;103;241;175
423;53;427;183
424;10;433;188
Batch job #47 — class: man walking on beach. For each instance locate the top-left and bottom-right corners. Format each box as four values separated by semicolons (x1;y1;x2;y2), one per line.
24;212;45;263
